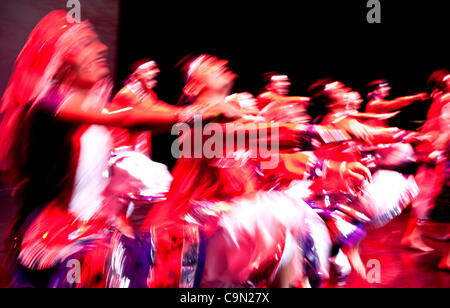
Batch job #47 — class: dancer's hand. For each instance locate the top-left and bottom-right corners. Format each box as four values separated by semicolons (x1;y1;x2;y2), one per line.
415;92;429;101
331;161;372;194
341;119;374;144
403;132;433;144
344;162;372;183
199;101;245;122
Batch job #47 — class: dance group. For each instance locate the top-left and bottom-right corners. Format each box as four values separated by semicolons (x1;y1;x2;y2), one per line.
0;11;448;288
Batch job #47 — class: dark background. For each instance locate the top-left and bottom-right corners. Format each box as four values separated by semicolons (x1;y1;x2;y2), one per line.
0;0;448;267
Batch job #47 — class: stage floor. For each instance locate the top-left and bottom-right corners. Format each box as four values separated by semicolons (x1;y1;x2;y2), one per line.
342;210;449;288
0;189;448;288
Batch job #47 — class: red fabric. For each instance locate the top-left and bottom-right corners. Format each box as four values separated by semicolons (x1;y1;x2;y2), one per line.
416;95;450;157
142;156;258;287
108;87;157;156
19;204;109;270
256;91;309;111
0;11;77;180
148;224;184;288
1;11;75;112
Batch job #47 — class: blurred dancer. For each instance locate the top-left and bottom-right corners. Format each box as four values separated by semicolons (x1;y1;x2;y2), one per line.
306;78;421;280
334;87;417;170
401;69;450;253
365;79;428;127
436;101;450;270
0;11;222;287
109;59;160;155
257;73;310;124
225;92;260;117
143;56;372;288
142;55;304;288
107;59;173;203
314;80;421;215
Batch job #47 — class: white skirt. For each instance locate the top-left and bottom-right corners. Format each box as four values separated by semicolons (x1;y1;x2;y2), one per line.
196;191;330;287
358;169;419;227
108;150;173;201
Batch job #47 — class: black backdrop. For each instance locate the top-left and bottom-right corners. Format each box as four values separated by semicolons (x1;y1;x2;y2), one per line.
117;0;449;169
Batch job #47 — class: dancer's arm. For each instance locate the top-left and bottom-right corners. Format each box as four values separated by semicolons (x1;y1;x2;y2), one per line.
259;92;310;105
366;93;428;113
56;91;221;130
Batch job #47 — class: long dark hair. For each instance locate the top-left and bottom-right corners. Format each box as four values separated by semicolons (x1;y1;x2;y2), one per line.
427;69;449;94
307;78;335;124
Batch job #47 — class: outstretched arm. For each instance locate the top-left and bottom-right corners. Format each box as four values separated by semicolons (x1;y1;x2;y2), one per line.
333;117;422;145
57;92;182;130
366;93;428;113
259;92;310;105
56;89;229;132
